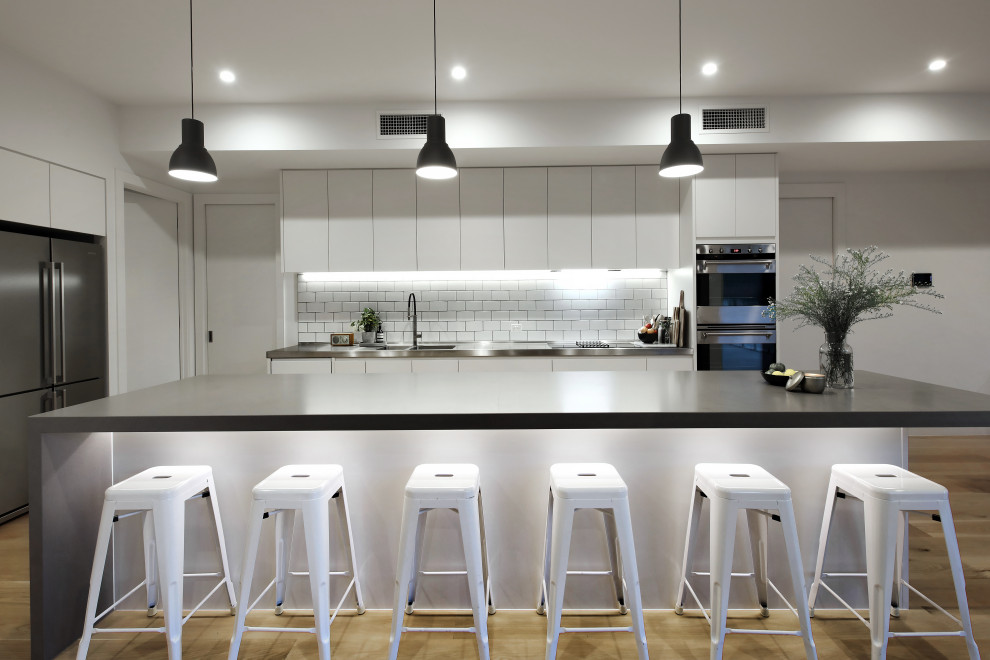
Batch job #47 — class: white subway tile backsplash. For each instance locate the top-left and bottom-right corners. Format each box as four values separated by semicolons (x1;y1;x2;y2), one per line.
295;274;667;344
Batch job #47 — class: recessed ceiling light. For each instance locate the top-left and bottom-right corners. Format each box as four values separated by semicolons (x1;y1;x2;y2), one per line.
701;62;718;76
451;65;467;80
928;59;947;72
219;69;236;83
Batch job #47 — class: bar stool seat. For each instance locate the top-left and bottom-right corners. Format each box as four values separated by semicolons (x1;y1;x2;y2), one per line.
77;466;237;660
228;465;365;660
538;463;649;660
388;463;494;660
674;463;817;660
808;464;981;660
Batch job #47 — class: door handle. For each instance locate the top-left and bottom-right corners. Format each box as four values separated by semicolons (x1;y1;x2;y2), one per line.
47;262;57;386
55;262;66;384
699;259;774;271
701;331;773;338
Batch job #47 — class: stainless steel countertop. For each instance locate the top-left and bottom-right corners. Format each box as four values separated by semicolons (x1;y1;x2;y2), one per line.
266;341;694;359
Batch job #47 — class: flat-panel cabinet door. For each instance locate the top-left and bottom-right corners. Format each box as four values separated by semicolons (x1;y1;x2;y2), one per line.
635;166;680;268
591;166;636;269
50;165;105;236
282;171;329;272
365;359;412;374
332;359;367;374
0;149;49;228
417;176;460;271
548;167;591;269
460;168;504;270
269;359;333;374
373;170;417;271
694;155;735;238
504;167;548;270
734;154;777;237
328;170;373;271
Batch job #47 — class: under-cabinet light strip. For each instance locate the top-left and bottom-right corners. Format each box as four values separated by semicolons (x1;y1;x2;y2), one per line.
299;269;666;283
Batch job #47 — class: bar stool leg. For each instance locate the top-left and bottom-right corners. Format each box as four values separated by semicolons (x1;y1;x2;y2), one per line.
388;497;421;660
745;509;770;617
536;490;553;615
458;500;491;660
545;498;575;660
335;484;366;614
273;509;296;615
937;502;982;660
153;500;185;660
602;509;627;614
808;477;839;616
301;499;332;660
205;480;238;613
478;490;496;615
404;510;428;614
612;500;649;660
709;497;738;660
674;487;704;615
863;496;898;660
891;511;906;617
777;498;819;660
143;510;160;616
229;501;265;660
76;500;116;660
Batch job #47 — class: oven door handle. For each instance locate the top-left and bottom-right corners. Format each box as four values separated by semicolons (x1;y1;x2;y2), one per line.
701;330;775;338
699;259;775;271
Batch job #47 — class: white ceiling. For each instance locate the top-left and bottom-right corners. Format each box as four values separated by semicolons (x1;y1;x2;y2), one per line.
2;0;989;106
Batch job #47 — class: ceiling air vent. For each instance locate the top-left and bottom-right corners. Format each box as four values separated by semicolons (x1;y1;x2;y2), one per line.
700;106;769;133
377;112;429;139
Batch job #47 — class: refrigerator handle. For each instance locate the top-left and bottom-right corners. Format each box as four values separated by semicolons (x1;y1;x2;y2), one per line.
58;387;67;409
55;261;66;385
47;261;57;386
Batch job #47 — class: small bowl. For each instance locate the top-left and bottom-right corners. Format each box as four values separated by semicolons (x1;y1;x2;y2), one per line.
761;371;789;387
637;332;658;344
802;373;827;394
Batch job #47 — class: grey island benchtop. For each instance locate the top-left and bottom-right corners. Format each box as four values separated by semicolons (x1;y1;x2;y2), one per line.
267;340;693;359
31;370;990;432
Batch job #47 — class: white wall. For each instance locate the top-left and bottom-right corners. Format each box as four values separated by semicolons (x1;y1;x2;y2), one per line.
782;170;990;396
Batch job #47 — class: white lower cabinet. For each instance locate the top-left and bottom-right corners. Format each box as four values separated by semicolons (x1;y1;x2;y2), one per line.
412;359;459;373
331;359;366;374
269;359;334;374
647;356;694;371
365;359;412;374
553;357;647;372
458;358;553;372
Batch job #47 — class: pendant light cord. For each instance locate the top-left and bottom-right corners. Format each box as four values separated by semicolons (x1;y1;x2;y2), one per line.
678;0;682;114
432;0;438;115
189;0;195;119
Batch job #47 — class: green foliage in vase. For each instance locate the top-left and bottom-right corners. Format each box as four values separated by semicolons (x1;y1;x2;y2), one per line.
764;246;943;337
351;307;382;332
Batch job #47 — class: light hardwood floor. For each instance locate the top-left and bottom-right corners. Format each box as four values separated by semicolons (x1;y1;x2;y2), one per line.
1;436;986;659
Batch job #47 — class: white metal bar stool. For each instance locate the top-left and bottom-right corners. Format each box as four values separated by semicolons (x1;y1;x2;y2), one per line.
674;463;817;660
77;465;237;660
536;463;648;660
388;463;494;660
808;464;981;660
228;464;365;660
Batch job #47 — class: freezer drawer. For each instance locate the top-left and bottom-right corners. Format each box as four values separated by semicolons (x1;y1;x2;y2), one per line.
0;389;51;522
0;230;49;395
55;378;106;408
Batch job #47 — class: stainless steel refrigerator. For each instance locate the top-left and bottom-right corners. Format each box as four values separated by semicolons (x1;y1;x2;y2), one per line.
0;227;106;523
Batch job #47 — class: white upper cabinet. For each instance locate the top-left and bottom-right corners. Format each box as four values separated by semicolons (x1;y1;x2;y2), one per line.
0;149;49;228
635;165;680;268
459;168;504;270
281;170;329;272
694;153;777;239
417;176;460;271
503;167;548;270
373;169;417;271
328;169;374;271
548;167;592;269
591;166;636;269
50;165;106;235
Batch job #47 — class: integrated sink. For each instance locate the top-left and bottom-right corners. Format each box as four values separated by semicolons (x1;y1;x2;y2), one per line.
374;344;457;350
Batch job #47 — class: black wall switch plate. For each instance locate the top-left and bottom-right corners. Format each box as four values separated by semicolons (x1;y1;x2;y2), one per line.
912;273;933;287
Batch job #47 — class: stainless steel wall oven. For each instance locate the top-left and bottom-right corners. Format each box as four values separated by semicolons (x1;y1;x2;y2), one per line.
695;243;776;371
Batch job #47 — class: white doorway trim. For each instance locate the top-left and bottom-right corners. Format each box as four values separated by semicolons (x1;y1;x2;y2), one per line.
779;183;847;256
192;194;285;375
111;171;193;395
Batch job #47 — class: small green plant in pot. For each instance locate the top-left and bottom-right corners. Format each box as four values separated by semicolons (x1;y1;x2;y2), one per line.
351;307;382;341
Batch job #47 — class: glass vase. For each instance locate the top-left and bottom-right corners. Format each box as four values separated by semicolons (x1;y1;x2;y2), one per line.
819;332;854;389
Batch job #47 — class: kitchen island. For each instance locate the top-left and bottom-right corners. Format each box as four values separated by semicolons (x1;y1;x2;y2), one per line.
29;370;990;660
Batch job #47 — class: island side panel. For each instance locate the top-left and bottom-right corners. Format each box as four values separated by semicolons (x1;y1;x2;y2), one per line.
29;431;113;660
110;426;901;612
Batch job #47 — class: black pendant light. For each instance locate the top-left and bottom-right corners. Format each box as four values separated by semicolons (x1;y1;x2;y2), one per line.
169;0;218;183
659;0;703;178
416;0;457;179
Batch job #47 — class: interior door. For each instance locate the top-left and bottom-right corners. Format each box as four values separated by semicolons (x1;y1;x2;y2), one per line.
51;237;106;385
206;203;279;375
778;197;834;369
123;190;181;391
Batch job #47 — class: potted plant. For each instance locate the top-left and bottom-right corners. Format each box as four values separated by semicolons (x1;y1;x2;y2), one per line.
765;246;942;389
351;307;382;344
